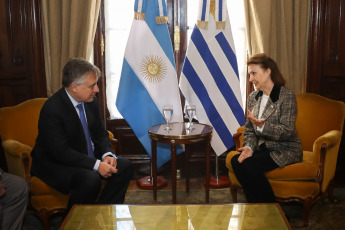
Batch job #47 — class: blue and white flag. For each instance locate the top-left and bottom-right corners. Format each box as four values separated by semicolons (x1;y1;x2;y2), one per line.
116;0;183;167
179;0;245;156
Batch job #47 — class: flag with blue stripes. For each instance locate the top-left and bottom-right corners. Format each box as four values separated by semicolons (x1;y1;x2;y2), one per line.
179;0;245;155
116;0;183;167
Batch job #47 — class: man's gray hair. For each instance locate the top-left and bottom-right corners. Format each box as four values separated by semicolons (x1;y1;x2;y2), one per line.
62;58;101;87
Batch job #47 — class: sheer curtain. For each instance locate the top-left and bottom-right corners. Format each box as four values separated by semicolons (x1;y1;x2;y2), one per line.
41;0;100;95
104;0;134;119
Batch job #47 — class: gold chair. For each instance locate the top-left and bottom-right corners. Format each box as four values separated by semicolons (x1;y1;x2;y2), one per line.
225;93;345;226
0;98;118;230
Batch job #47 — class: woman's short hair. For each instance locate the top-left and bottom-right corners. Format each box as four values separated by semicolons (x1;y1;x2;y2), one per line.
62;58;101;87
247;53;285;86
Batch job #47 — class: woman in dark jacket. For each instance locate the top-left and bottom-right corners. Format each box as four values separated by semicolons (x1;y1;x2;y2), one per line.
231;53;303;203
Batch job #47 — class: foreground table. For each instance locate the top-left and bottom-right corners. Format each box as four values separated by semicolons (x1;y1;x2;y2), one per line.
149;122;213;203
60;203;291;229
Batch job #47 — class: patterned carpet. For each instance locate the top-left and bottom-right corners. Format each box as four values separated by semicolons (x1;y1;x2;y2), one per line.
124;188;236;205
22;187;345;229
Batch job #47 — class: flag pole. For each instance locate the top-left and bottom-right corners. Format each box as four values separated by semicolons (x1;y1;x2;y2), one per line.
121;0;182;190
137;159;168;190
209;154;230;189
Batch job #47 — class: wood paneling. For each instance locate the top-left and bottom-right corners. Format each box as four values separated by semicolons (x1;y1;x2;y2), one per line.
307;0;345;100
321;0;345;100
307;0;345;186
0;0;46;108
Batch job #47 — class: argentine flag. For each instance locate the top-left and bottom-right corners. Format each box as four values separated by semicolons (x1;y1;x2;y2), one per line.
116;0;183;167
180;0;245;156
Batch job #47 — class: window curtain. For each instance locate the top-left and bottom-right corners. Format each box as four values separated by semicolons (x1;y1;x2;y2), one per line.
41;0;101;95
244;0;310;93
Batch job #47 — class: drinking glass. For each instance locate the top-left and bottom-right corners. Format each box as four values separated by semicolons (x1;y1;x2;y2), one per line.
162;105;173;130
185;105;196;130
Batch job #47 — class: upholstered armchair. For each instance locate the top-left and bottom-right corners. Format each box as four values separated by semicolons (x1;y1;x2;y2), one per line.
225;93;345;226
0;98;118;230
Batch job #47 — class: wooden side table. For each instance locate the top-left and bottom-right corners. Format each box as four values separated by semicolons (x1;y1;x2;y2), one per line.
149;122;213;203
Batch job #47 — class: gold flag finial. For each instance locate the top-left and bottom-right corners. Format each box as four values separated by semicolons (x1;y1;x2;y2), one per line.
210;0;215;19
156;16;169;24
134;12;145;20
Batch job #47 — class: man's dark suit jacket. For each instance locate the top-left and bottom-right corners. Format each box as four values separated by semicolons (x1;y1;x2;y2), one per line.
31;88;113;194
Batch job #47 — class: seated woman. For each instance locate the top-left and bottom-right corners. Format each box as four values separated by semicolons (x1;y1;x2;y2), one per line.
231;53;303;203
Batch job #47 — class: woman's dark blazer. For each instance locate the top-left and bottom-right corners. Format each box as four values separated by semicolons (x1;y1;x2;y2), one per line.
243;84;303;168
31;88;113;193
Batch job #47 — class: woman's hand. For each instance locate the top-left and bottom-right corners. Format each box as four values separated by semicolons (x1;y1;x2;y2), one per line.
247;108;265;128
237;147;253;163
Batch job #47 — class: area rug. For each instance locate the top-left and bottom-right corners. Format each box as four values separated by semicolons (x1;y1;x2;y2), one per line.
124;188;246;205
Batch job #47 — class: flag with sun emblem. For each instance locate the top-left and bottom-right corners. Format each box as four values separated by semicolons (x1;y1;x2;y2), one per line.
179;0;245;156
116;0;183;167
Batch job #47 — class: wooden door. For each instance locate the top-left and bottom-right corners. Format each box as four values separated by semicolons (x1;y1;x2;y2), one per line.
307;0;345;186
0;0;46;108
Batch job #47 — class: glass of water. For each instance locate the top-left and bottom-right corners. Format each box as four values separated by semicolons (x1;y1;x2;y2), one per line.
162;105;173;130
185;105;196;130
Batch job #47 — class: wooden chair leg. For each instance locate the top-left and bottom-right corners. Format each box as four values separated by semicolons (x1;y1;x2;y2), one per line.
327;180;336;203
230;186;238;203
302;198;314;227
38;209;51;230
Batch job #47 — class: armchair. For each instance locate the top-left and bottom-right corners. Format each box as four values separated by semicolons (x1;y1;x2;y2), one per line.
225;93;345;226
0;98;118;230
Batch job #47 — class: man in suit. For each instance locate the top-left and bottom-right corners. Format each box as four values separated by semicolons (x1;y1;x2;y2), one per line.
31;58;133;210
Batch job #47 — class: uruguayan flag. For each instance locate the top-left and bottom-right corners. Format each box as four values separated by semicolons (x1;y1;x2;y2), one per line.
180;0;245;156
116;0;183;167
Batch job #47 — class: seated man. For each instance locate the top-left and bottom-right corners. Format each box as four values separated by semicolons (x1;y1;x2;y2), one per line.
0;168;28;230
31;58;133;210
